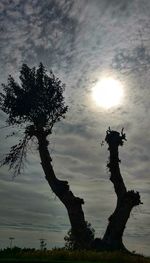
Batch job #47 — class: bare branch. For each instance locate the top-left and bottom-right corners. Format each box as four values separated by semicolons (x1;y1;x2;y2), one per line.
1;133;30;177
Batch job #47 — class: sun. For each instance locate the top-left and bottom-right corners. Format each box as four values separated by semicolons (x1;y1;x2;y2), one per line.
92;77;124;109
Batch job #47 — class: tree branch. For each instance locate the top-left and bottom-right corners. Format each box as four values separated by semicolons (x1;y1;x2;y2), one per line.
1;133;30;177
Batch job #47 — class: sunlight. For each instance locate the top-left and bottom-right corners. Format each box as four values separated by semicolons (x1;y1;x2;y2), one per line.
92;77;124;109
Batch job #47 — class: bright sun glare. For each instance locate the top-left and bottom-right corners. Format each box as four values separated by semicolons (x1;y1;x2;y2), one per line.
92;77;124;109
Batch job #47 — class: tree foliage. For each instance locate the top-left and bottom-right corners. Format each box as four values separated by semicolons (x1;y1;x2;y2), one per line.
0;63;68;175
64;222;95;250
0;63;68;128
0;63;143;252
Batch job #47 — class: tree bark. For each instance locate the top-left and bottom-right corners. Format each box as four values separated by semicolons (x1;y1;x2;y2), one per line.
36;128;93;249
102;129;142;250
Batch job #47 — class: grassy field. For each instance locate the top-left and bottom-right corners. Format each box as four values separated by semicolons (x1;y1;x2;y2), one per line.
0;248;150;263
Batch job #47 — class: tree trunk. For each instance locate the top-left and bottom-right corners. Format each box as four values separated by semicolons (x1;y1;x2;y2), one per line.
36;129;93;249
102;129;142;250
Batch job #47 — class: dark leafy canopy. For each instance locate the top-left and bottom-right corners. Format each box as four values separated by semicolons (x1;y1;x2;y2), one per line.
0;63;68;175
0;63;68;130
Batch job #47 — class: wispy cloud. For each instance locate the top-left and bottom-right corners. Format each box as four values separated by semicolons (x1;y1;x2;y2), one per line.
0;0;150;255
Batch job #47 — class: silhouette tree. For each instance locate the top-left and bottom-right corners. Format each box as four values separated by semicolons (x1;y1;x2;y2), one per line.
39;239;47;251
0;63;142;252
0;63;94;249
101;128;142;251
64;221;95;250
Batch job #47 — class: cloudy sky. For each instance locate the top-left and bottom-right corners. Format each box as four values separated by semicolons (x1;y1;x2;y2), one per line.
0;0;150;256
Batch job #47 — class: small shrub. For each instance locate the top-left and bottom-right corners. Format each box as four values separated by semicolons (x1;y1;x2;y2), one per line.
64;221;95;250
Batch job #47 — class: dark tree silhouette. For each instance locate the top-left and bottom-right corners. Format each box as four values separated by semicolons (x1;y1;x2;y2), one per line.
0;63;142;252
64;221;95;250
91;128;142;252
101;128;142;251
0;63;94;249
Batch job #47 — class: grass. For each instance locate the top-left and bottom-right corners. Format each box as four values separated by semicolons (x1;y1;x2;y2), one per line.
0;247;150;263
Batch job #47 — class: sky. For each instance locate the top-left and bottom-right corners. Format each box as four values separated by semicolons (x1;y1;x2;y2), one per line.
0;0;150;256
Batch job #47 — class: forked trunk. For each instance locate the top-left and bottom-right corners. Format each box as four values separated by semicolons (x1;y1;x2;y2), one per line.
36;129;93;249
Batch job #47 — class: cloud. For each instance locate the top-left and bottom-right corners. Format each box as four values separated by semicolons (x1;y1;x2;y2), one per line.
0;0;150;255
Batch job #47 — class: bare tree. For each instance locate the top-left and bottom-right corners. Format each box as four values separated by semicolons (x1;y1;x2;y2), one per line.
102;128;142;250
39;239;47;251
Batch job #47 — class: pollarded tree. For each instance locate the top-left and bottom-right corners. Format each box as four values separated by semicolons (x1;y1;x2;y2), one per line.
103;128;142;250
0;63;94;249
64;127;143;251
0;63;143;252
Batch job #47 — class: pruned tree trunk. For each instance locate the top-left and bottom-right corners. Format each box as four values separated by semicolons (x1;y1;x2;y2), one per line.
101;128;142;250
36;128;93;249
